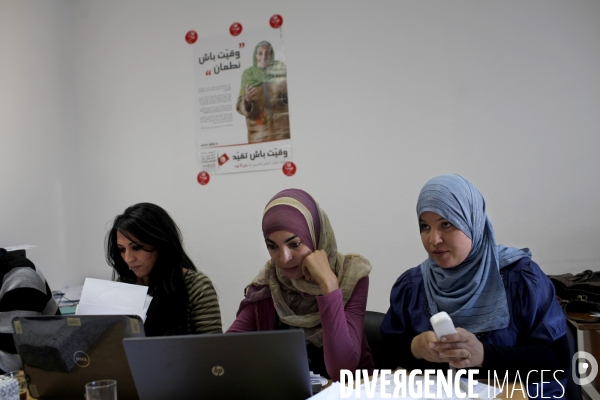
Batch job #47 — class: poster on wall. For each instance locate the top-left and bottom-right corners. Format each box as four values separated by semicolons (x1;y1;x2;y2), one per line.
193;24;292;175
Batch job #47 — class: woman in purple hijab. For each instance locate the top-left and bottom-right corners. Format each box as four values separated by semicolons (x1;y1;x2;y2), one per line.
227;189;374;382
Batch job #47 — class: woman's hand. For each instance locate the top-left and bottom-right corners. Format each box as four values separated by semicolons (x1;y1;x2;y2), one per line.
244;84;259;104
411;331;448;363
301;250;339;294
429;327;484;368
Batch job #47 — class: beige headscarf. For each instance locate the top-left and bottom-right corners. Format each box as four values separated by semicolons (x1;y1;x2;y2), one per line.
248;191;372;347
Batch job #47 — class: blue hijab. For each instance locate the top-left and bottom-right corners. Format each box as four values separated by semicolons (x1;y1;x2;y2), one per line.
418;174;531;333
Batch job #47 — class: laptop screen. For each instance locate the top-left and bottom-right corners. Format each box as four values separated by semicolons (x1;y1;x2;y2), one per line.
12;315;144;399
123;330;313;400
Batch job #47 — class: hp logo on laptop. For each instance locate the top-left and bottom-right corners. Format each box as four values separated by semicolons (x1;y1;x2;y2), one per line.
73;351;90;368
211;366;224;377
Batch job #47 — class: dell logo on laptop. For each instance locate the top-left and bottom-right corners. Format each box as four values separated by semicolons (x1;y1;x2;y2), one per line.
211;366;224;376
73;351;90;368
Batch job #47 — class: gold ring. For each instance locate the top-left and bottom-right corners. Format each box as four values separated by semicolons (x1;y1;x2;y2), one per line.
467;352;472;359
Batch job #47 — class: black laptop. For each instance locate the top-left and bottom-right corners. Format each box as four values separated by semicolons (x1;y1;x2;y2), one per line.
12;315;145;399
123;330;313;400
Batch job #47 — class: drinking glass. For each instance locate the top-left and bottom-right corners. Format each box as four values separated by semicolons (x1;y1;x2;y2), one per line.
3;370;27;400
85;380;117;400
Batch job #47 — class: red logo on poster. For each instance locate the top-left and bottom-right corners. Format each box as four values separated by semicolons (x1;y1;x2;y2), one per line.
229;22;243;37
197;171;210;185
218;153;229;166
269;14;283;29
282;162;296;176
185;30;198;44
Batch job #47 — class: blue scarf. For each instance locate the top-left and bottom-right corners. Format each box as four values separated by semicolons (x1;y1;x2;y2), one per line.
418;174;531;333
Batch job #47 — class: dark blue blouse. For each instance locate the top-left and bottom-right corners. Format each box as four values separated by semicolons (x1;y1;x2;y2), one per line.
381;257;568;399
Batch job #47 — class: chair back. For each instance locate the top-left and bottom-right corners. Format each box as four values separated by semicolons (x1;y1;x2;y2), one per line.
364;311;396;370
565;324;582;400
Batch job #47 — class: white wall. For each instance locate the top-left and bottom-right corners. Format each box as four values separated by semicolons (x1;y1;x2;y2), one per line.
2;0;599;329
0;1;82;288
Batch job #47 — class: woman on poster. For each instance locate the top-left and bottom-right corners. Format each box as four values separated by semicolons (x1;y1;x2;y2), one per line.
236;41;290;143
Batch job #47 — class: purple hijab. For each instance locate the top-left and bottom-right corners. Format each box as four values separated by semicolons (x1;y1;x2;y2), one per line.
238;188;321;312
262;188;321;250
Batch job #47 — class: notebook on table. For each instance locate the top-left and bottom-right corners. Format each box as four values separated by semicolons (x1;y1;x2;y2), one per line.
123;330;313;400
12;314;145;399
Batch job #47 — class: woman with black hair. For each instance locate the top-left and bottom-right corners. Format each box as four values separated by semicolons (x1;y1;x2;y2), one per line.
106;203;222;336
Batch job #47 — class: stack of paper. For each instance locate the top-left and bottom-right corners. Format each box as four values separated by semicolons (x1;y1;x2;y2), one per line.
3;245;37;251
308;375;502;400
359;375;501;400
76;278;152;322
55;285;83;307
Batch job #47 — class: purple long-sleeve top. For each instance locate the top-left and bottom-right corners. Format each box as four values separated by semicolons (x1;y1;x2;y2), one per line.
227;276;374;382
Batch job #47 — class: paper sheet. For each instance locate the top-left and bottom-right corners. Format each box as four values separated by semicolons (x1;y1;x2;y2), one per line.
308;382;341;400
76;278;151;321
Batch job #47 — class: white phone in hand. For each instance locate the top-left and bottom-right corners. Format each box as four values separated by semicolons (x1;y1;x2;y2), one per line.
430;311;457;339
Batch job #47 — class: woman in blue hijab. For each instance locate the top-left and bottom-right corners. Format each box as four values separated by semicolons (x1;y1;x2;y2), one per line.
381;174;569;399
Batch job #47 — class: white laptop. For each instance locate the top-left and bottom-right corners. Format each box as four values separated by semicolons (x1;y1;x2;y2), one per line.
123;330;313;400
12;314;145;399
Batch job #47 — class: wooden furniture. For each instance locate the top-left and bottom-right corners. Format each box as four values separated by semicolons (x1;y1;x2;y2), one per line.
568;319;600;400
